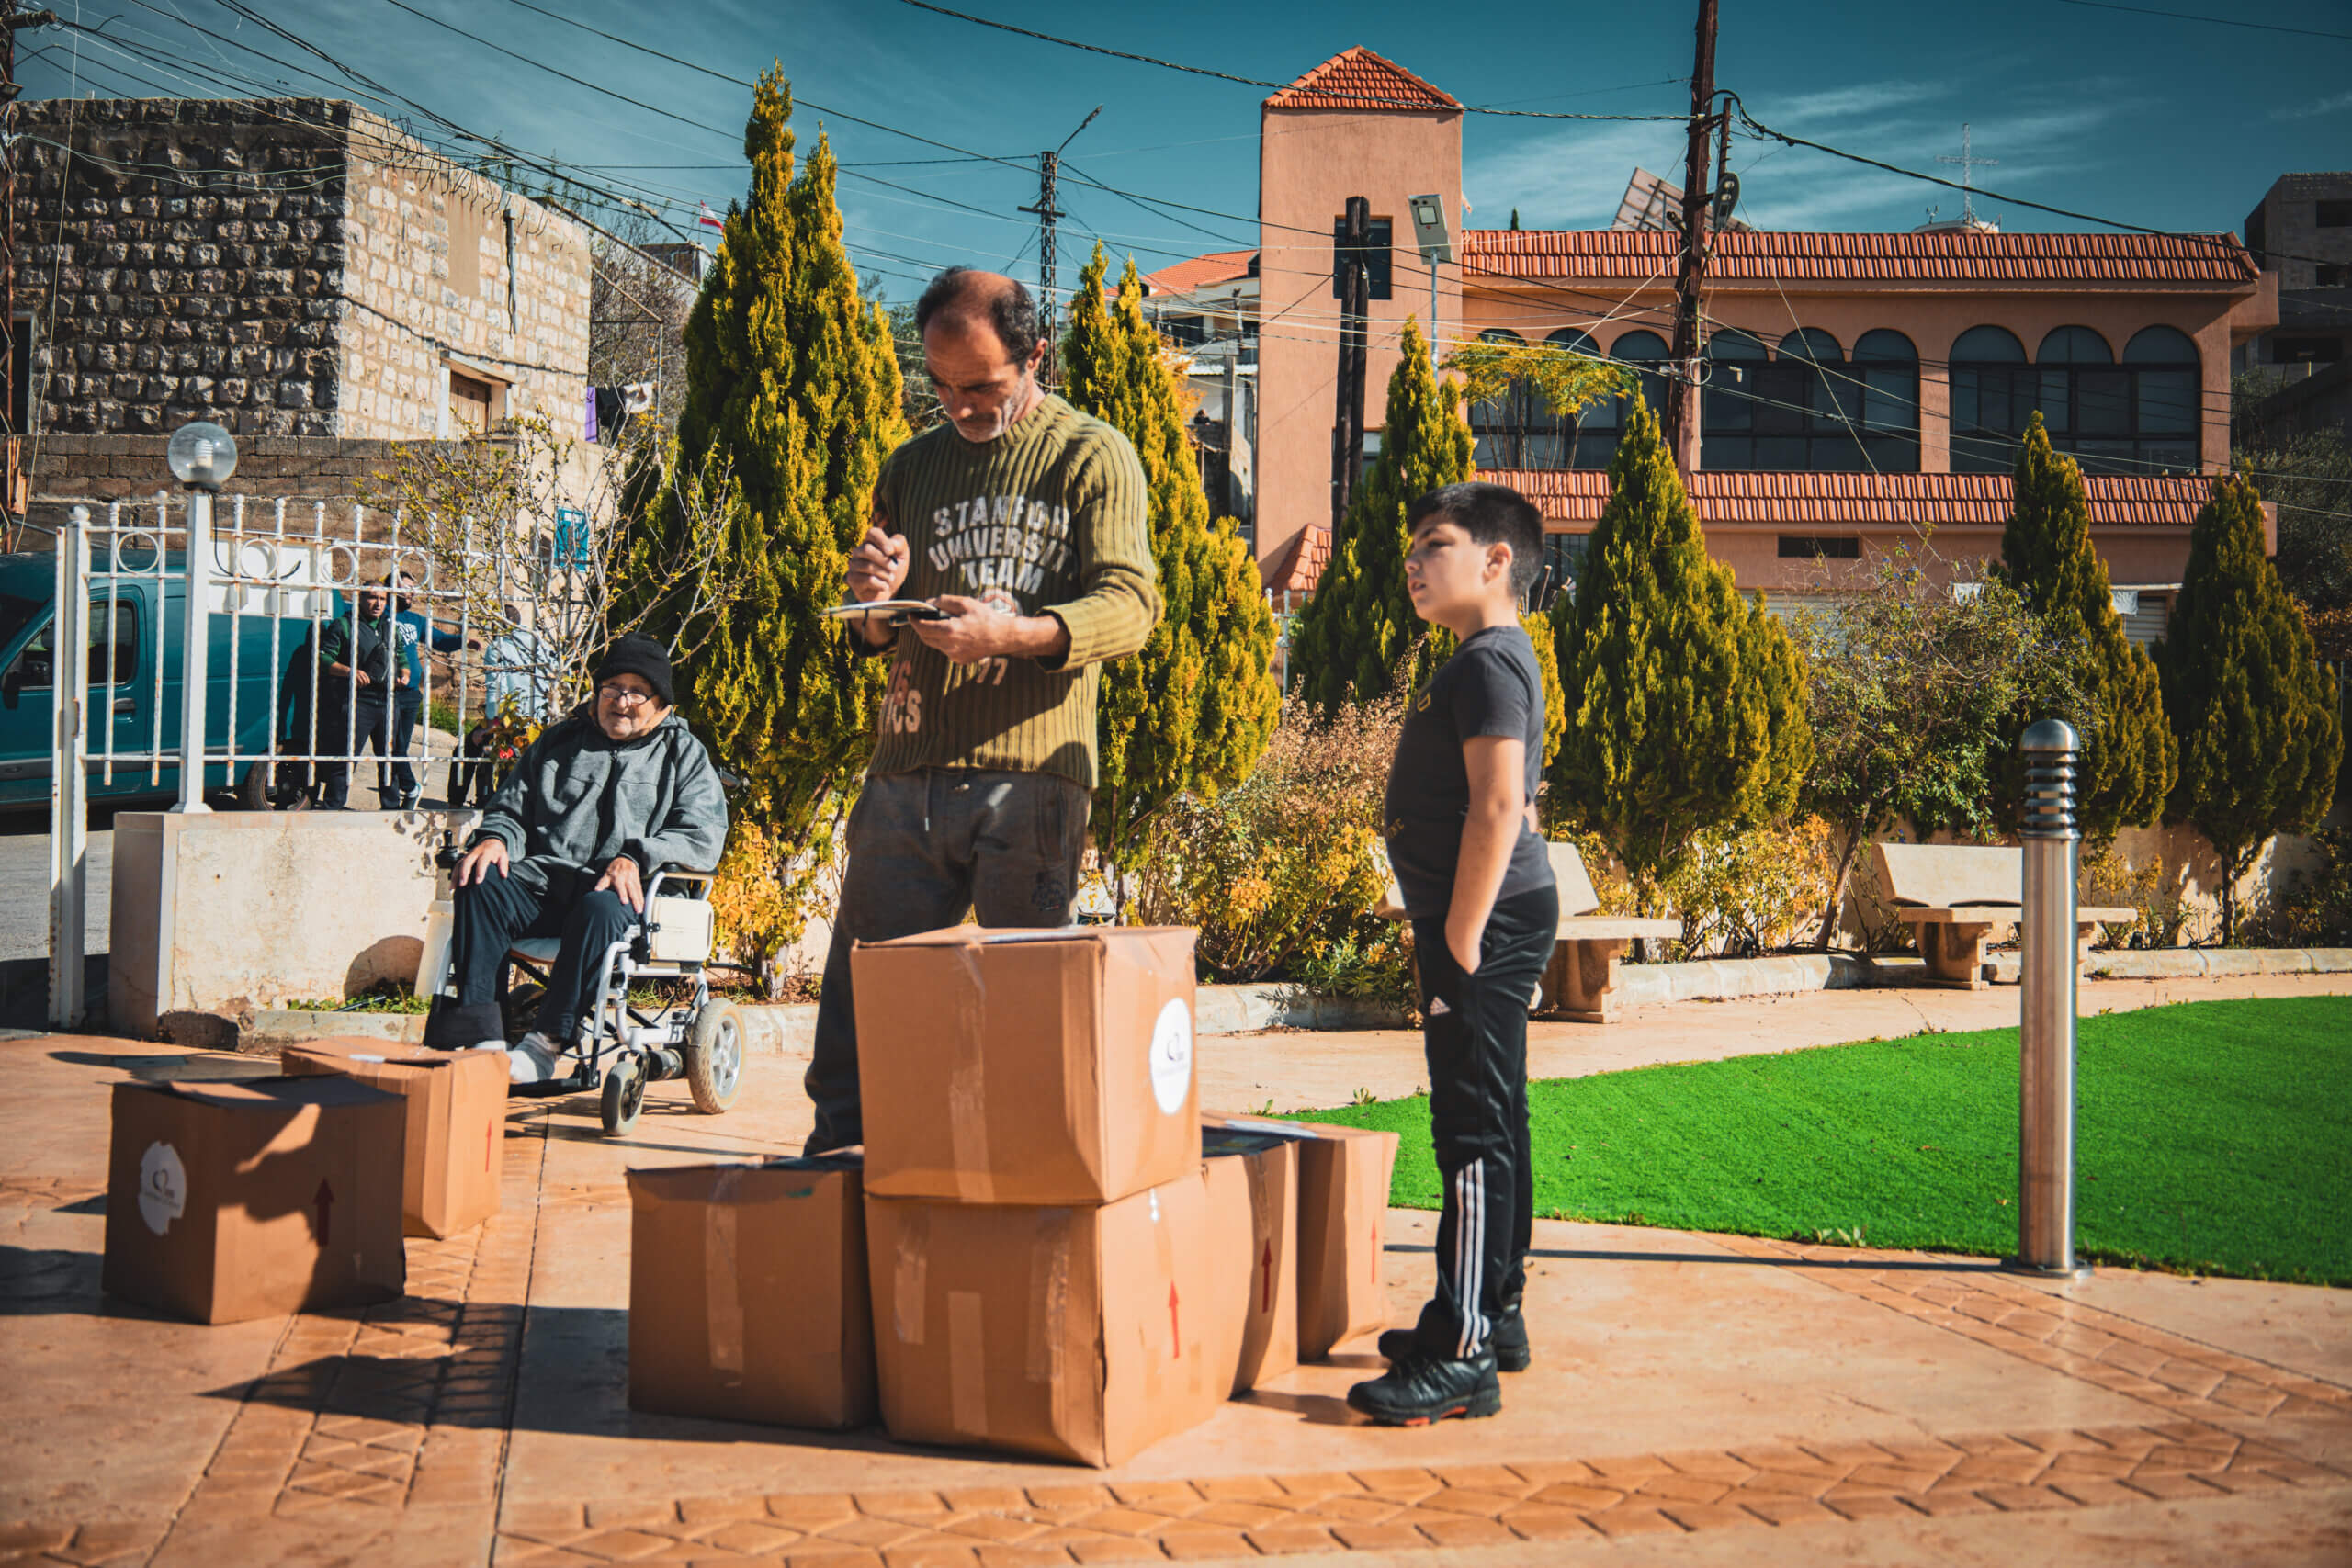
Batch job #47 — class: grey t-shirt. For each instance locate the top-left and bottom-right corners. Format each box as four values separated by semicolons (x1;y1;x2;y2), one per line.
1382;624;1554;920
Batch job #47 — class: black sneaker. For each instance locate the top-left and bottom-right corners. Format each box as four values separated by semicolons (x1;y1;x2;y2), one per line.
1347;1348;1501;1426
1377;1312;1531;1373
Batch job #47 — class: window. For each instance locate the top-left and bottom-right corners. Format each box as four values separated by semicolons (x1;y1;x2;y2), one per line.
2319;264;2352;288
1699;328;1916;471
6;599;140;690
1951;324;2199;476
1949;325;2030;474
1331;217;1394;300
1699;329;1769;467
2317;200;2352;229
1465;330;1561;469
1536;533;1587;609
1159;314;1206;347
1609;329;1672;433
448;370;495;435
1778;536;1860;559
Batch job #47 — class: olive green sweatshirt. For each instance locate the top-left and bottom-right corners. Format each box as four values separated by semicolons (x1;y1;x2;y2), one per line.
863;394;1160;788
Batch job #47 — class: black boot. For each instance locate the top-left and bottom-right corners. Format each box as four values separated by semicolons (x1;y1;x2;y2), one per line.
1378;1309;1531;1373
1347;1348;1501;1426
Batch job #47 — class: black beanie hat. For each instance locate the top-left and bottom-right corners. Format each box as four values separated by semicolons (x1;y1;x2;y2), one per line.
594;634;675;708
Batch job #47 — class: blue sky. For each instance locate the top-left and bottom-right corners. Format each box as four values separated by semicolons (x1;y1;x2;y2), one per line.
21;0;2352;300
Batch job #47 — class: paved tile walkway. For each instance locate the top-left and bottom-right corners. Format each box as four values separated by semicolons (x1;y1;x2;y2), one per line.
4;981;2347;1565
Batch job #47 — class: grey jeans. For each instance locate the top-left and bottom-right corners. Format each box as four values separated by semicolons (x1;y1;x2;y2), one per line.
804;767;1090;1154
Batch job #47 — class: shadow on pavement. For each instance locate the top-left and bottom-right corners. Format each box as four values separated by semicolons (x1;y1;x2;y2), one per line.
1383;1239;2007;1272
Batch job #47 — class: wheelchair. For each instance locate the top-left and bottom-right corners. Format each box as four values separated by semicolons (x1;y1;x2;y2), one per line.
430;849;747;1136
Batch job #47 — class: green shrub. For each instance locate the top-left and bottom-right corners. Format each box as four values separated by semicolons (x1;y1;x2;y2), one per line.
1132;690;1401;983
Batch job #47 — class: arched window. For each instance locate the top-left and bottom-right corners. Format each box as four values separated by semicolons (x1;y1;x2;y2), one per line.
2122;326;2199;473
2033;324;2205;475
1701;330;1769;468
1466;328;1537;469
1533;329;1615;469
1854;329;1921;472
1772;328;1854;469
1608;328;1671;426
1950;325;2030;474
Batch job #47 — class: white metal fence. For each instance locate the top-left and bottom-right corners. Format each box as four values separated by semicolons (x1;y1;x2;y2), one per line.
43;491;589;1026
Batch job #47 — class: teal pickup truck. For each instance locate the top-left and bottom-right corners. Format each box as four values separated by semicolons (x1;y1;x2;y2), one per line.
0;550;311;810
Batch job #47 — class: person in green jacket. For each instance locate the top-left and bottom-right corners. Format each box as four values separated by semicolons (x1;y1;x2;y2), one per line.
803;267;1161;1155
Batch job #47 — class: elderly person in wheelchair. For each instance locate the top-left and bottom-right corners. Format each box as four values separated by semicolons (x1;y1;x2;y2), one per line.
423;635;729;1087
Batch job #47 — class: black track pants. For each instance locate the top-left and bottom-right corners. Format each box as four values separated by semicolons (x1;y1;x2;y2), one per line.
1408;881;1558;1359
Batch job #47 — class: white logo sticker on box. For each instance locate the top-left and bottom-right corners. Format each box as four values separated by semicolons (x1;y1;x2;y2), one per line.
139;1141;187;1235
1148;997;1193;1115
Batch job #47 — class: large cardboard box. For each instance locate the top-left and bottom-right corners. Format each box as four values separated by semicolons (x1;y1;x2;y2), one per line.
1202;1127;1298;1394
103;1076;407;1324
1210;1115;1400;1360
280;1038;505;1238
865;1169;1240;1467
853;926;1200;1205
626;1156;876;1430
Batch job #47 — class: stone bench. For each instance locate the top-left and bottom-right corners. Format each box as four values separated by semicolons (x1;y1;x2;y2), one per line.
1379;840;1680;1022
1871;840;2138;991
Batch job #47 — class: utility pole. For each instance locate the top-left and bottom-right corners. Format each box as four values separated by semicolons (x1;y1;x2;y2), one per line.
1331;194;1370;535
1023;104;1101;389
1664;0;1718;476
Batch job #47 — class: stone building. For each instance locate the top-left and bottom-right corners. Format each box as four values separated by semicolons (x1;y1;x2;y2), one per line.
8;96;592;513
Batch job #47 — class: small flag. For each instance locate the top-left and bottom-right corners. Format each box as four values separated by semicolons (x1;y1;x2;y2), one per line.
697;201;725;231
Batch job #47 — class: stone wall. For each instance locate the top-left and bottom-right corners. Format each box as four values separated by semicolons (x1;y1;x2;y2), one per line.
337;107;592;440
12;97;592;453
21;434;478;536
14;97;352;438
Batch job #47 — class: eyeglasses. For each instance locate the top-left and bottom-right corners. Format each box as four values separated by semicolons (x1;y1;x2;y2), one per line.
597;684;656;707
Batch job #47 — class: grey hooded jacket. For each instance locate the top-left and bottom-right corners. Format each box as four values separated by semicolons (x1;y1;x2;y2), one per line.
469;709;729;896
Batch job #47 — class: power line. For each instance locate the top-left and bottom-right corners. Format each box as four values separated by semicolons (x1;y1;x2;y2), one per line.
890;0;1687;119
2050;0;2352;42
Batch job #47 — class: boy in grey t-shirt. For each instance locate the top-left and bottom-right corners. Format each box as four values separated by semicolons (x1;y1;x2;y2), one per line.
1351;482;1559;1427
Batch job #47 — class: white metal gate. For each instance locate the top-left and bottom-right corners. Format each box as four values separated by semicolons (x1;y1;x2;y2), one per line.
42;491;591;1027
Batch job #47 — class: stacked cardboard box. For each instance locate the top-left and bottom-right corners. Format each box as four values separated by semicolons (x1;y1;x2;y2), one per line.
626;1156;875;1429
855;926;1240;1467
1206;1114;1401;1359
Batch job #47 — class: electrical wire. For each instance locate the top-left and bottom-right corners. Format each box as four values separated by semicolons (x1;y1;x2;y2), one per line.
889;0;1689;119
2050;0;2352;42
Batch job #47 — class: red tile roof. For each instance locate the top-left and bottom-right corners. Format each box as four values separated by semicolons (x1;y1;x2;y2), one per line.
1461;228;2257;287
1266;524;1330;594
1267;47;1461;112
1487;468;2219;530
1143;249;1255;298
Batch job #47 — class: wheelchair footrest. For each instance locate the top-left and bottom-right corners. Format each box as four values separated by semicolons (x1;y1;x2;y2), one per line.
507;1062;600;1099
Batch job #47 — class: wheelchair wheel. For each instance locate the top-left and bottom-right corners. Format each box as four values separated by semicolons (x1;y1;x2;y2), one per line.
684;1001;745;1114
600;1055;647;1135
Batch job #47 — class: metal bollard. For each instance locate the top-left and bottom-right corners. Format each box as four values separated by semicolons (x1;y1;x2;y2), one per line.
2008;718;2089;1280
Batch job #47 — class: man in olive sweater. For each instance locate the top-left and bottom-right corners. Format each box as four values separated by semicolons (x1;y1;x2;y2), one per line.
804;267;1160;1155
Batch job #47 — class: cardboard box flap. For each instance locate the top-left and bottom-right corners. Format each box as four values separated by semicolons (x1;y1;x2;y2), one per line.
1202;1127;1296;1159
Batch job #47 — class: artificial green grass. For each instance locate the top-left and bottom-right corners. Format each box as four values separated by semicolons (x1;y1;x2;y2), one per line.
1306;996;2352;1287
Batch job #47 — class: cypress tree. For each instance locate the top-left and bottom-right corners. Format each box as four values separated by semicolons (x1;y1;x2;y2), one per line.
1288;318;1474;711
1546;398;1811;906
2157;473;2343;942
1996;412;2175;843
662;69;907;850
1061;247;1279;889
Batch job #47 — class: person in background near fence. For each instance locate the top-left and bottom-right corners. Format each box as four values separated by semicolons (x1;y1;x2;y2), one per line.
311;580;398;810
1352;481;1557;1427
452;604;554;807
801;266;1160;1156
384;570;475;810
424;635;729;1083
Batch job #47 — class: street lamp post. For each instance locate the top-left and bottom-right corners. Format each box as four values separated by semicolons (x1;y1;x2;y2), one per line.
165;421;237;814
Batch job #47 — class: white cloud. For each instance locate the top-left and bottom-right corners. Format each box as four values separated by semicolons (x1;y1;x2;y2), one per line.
2272;89;2352;121
1466;79;2122;233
